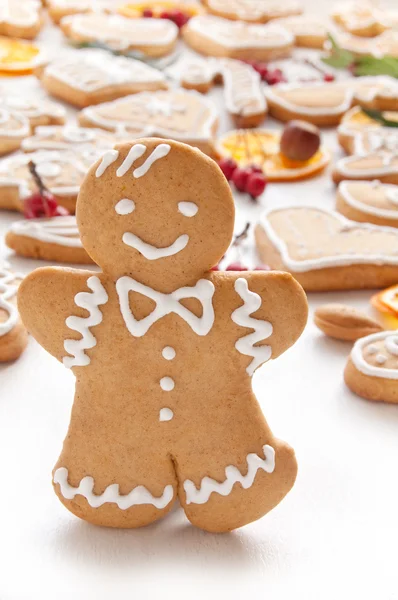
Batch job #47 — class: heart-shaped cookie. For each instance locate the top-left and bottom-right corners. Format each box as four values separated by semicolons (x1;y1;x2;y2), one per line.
345;331;398;403
182;15;294;61
266;76;398;126
337;180;398;227
202;0;302;23
78;90;219;156
255;206;398;291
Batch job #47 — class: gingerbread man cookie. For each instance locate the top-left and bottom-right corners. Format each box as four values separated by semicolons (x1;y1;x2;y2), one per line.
182;15;294;61
18;138;308;532
171;57;266;127
0;0;42;39
336;180;398;228
60;13;179;57
255;206;398;292
0;265;28;362
6;216;92;264
79;90;219;157
38;49;168;109
345;331;398;404
202;0;302;23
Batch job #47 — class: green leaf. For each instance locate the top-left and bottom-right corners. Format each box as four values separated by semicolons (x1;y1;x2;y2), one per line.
362;108;398;127
321;33;355;70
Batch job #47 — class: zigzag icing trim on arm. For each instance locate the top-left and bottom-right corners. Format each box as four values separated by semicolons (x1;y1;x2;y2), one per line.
183;444;275;505
63;276;108;368
0;267;21;337
53;467;174;510
231;278;273;375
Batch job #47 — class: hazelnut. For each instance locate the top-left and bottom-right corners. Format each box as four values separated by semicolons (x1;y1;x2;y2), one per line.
280;120;321;162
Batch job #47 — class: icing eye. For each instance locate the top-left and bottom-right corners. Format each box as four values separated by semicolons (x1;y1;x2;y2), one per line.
115;199;135;215
178;202;198;217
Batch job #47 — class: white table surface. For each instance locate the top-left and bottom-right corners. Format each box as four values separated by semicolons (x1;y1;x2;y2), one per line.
1;6;398;600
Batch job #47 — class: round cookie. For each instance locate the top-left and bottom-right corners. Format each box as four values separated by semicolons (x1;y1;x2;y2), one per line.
336;180;398;227
182;15;294;61
345;331;398;404
18;138;308;532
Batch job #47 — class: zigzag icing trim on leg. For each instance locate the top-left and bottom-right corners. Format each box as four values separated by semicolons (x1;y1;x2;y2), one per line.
231;278;273;375
53;467;174;510
183;444;276;505
63;276;108;368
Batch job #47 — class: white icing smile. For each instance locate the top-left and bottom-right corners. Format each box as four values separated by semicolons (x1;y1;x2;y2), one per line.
122;232;189;260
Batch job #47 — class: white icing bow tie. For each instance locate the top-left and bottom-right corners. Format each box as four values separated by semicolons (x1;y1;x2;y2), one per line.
116;276;215;337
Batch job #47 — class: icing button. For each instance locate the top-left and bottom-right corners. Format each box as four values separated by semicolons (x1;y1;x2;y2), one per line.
160;376;174;391
162;346;176;360
159;408;174;422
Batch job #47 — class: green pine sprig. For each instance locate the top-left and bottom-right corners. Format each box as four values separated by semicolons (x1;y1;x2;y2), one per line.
362;108;398;127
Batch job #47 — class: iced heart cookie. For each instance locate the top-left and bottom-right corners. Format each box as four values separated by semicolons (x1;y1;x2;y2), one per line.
217;128;330;181
0;36;45;73
255;206;398;291
345;331;398;404
265;76;398;126
21;125;121;153
0;150;89;213
18;138;308;532
338;29;398;58
6;216;93;264
171;57;266;128
336;180;398;228
0;265;28;362
201;0;302;23
38;49;168;109
182;15;294;61
79;90;219;157
0;0;42;39
60;13;179;57
272;15;328;49
48;0;119;23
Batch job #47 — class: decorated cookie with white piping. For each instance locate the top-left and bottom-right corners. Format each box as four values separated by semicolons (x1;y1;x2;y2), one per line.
272;15;328;49
0;0;42;39
60;13;179;57
255;205;398;291
202;0;302;23
78;89;219;157
0;150;90;214
6;216;93;264
265;76;398;126
37;49;168;109
336;106;398;155
182;15;294;61
345;331;398;404
18;138;308;532
48;0;119;24
331;2;392;37
21;125;124;153
337;29;398;59
0;265;28;362
169;57;266;127
336;180;398;228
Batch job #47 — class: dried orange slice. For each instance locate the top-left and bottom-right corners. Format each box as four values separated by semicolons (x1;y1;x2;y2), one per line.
217;128;330;182
118;1;204;18
371;285;398;328
0;36;45;74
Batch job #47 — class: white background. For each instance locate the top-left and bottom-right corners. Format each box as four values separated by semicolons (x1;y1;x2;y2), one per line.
1;4;398;600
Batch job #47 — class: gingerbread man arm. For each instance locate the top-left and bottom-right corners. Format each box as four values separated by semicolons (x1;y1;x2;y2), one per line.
215;271;308;375
18;267;108;365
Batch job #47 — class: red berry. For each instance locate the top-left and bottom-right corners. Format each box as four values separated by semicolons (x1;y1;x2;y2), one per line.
23;191;68;219
323;73;335;82
248;164;263;174
246;172;267;198
218;157;237;181
232;167;252;192
254;264;271;271
211;264;220;271
168;9;189;27
225;262;249;271
160;11;170;18
142;8;153;17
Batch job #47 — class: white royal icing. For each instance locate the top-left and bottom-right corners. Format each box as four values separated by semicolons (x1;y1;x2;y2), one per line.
53;467;174;509
9;216;82;248
133;144;170;178
183;444;276;505
351;331;398;380
0;266;21;337
63;276;108;368
122;232;189;260
96;143;171;179
160;376;174;391
260;206;398;272
162;346;176;360
159;407;173;421
339;181;398;220
95;149;119;177
0;107;30;139
116;277;215;337
178;202;198;217
231;278;273;375
0;0;41;28
115;199;135;215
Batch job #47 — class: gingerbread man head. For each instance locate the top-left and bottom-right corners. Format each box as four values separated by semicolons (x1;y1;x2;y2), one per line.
77;139;235;289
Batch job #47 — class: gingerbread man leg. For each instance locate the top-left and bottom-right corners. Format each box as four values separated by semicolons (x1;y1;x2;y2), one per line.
173;400;298;533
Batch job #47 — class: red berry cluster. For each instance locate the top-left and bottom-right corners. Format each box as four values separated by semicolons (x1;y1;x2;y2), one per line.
243;61;286;85
23;161;69;219
142;8;190;28
218;158;267;199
